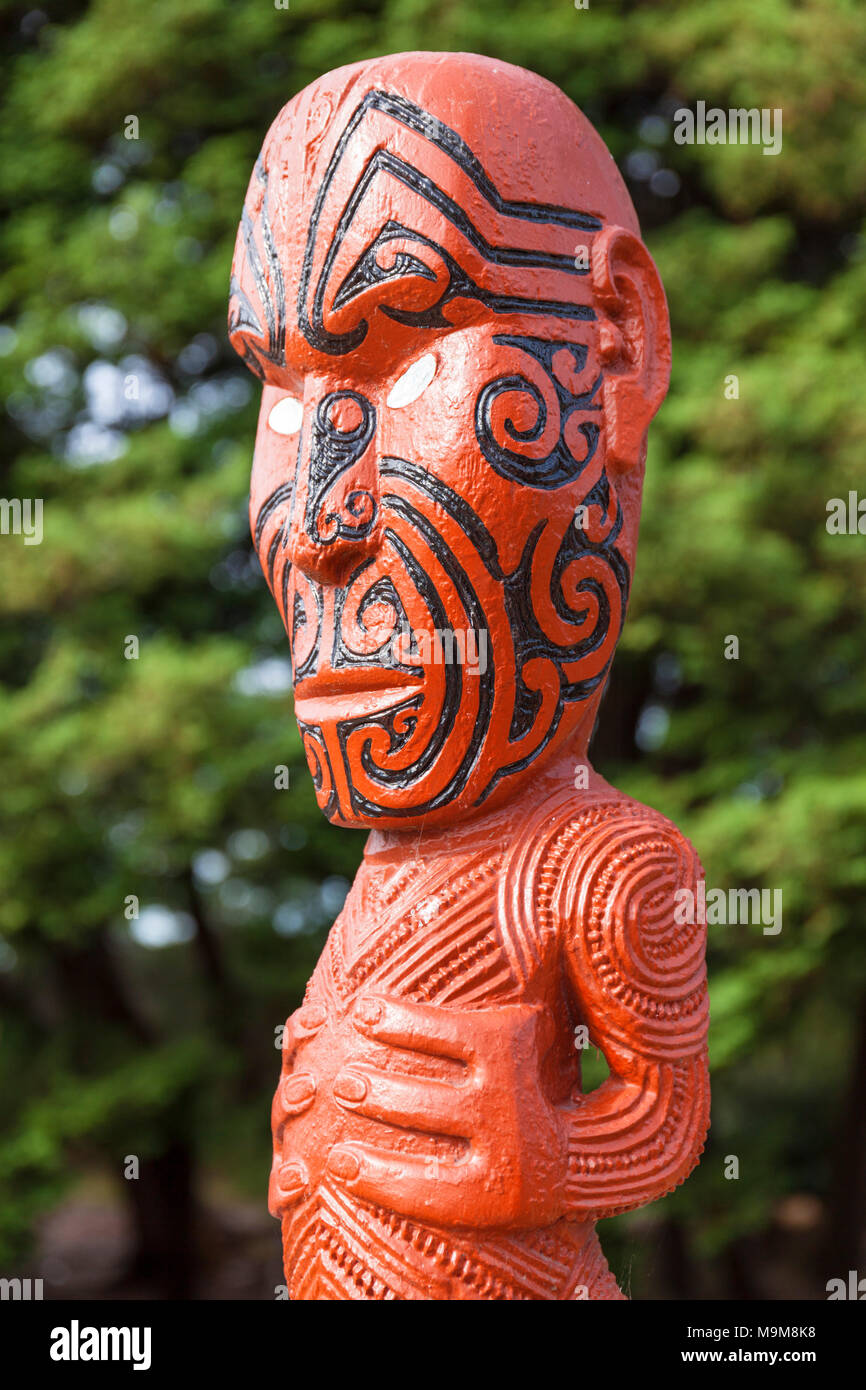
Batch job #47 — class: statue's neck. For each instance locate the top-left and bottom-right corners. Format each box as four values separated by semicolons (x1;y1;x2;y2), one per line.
364;745;609;863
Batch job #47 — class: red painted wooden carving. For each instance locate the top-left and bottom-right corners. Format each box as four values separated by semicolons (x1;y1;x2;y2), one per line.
228;51;709;1300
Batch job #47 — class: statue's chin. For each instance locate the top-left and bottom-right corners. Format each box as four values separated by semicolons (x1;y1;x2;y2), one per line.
296;673;605;832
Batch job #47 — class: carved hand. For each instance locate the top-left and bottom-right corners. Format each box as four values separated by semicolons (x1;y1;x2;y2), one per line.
268;1001;327;1214
326;995;569;1229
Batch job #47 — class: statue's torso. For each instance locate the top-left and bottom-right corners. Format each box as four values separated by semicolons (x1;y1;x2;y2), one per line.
273;797;627;1300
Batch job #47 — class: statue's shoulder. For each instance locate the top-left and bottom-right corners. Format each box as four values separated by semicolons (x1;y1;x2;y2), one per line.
505;776;702;940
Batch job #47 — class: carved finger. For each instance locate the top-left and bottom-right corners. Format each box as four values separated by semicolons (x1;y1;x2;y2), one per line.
281;1001;326;1068
280;1071;317;1116
351;995;476;1061
293;1001;328;1040
268;1157;310;1215
332;1064;469;1137
326;1142;480;1224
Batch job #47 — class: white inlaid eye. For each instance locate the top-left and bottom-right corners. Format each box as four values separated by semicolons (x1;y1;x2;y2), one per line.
386;353;437;409
268;395;304;435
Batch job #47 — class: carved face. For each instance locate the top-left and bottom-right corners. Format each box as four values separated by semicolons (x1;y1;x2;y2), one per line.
229;55;667;829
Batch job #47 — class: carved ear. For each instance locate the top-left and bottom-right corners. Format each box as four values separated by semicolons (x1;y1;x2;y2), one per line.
590;226;671;473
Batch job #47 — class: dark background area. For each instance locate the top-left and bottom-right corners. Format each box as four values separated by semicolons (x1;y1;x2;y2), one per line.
1;0;865;1300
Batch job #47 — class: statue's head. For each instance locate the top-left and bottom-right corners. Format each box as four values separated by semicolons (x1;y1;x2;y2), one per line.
229;51;670;830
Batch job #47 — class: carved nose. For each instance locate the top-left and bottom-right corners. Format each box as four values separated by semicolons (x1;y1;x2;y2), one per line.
290;389;380;583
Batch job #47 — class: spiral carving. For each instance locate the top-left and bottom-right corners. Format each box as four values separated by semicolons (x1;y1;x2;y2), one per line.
556;804;709;1061
475;335;602;489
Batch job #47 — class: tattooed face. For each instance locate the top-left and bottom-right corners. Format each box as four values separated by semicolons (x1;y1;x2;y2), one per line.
228;55;663;829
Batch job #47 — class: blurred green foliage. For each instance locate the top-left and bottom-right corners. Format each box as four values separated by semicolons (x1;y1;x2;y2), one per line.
0;0;864;1297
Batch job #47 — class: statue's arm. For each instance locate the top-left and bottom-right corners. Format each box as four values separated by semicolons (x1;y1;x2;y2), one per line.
559;808;710;1220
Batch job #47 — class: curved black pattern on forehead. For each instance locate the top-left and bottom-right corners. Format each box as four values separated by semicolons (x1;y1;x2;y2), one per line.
228;156;286;379
229;87;605;377
299;89;602;356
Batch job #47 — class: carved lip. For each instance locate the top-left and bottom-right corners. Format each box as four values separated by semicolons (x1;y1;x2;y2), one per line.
294;665;423;718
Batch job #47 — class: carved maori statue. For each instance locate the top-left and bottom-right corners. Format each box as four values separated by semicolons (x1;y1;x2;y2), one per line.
228;51;710;1300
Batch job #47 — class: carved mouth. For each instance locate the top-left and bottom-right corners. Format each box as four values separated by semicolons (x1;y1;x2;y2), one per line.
293;665;423;718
